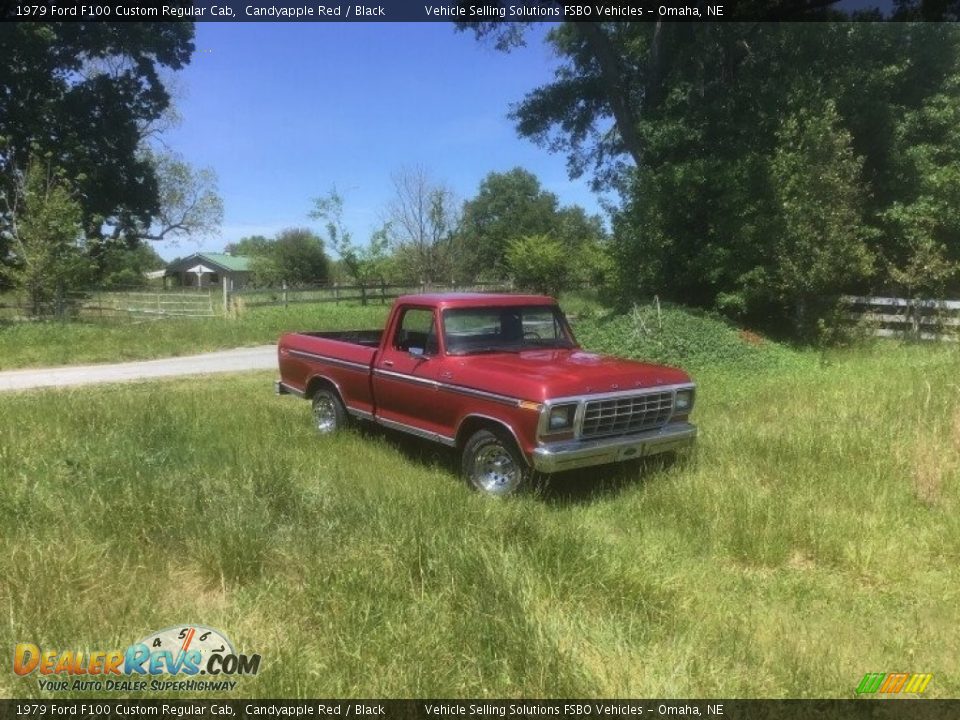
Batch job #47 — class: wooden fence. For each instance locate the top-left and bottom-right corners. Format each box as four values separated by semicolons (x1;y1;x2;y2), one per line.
82;290;216;319
230;280;514;311
1;281;515;322
0;289;215;321
841;295;960;342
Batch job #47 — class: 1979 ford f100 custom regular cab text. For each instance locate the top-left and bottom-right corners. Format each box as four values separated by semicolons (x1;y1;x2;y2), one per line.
276;293;696;495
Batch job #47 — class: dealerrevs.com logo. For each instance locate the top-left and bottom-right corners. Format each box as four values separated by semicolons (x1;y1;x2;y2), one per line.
13;625;261;692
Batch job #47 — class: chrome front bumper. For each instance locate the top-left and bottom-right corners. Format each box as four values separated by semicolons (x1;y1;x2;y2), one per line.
531;422;697;473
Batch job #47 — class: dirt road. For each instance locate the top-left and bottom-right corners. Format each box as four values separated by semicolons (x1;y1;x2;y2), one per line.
0;345;277;392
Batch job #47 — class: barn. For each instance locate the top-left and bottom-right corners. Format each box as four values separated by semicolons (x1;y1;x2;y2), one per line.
164;252;252;290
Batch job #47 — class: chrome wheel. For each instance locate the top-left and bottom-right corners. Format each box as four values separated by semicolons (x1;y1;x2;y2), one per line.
463;429;528;496
312;393;339;434
473;444;521;494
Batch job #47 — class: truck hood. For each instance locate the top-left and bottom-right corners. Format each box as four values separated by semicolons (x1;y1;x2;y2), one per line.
448;349;692;402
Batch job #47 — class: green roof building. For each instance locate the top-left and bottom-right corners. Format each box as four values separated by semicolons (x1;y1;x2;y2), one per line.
165;252;253;290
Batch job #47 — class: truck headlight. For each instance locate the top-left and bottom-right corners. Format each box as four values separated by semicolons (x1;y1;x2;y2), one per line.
675;389;693;413
547;403;577;432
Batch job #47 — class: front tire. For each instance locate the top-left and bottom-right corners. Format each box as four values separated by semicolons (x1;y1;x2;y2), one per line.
311;388;348;434
462;429;530;496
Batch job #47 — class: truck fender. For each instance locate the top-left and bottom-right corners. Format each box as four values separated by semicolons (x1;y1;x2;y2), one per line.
305;374;346;403
455;413;532;467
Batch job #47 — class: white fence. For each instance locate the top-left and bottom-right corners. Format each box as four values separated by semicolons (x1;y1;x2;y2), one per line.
80;290;216;319
0;289;217;321
842;295;960;342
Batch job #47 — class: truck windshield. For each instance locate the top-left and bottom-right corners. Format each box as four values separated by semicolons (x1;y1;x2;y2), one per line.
442;306;576;355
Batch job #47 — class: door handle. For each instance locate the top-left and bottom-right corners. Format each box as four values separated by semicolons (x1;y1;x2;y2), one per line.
383;360;394;367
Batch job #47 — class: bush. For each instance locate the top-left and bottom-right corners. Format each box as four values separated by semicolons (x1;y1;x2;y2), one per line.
573;301;806;374
101;267;146;290
506;234;569;296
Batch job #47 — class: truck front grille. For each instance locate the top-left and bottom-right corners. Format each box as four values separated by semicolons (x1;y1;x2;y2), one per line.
581;392;674;439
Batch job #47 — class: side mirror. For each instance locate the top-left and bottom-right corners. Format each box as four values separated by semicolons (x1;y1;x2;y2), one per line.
409;347;428;359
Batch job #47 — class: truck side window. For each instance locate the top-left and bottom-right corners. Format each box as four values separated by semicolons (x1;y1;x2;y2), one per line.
394;308;438;355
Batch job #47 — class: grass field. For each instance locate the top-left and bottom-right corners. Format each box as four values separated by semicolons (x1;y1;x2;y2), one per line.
0;302;393;370
1;342;958;698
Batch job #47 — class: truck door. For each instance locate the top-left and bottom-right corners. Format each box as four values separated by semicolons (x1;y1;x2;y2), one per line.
372;305;444;436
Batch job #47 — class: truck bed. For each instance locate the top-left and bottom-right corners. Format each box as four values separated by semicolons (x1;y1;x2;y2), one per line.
296;330;382;348
277;330;381;412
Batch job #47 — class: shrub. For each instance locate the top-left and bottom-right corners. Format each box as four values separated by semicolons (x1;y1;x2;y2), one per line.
506;234;569;296
573;301;805;374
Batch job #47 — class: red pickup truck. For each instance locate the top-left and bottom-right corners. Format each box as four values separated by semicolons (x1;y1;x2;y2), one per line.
276;293;696;495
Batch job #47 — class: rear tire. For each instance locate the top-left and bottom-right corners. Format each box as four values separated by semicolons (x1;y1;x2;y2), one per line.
311;388;349;434
462;429;530;496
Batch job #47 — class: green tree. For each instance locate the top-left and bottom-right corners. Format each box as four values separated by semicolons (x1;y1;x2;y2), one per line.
82;150;221;287
767;99;876;335
0;23;195;244
462;20;960;332
98;241;167;290
505;234;570;297
224;235;273;258
248;253;282;288
350;224;397;283
139;150;223;244
554;205;611;288
458;167;606;280
309;190;396;283
459;12;860;191
0;157;93;315
249;228;329;287
881;78;960;297
459;168;560;275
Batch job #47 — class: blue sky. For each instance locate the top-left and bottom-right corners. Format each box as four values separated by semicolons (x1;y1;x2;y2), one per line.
156;22;606;261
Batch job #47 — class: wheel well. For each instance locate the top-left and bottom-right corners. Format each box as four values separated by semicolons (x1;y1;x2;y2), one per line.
456;416;498;447
456;416;528;463
305;376;341;402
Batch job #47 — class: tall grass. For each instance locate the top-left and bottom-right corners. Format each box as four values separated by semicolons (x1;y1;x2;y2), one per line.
0;302;391;369
1;343;958;698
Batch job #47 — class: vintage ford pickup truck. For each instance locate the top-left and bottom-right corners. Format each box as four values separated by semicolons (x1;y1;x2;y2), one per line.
276;293;696;495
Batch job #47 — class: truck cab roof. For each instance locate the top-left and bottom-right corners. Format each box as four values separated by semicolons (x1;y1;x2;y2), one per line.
395;293;557;309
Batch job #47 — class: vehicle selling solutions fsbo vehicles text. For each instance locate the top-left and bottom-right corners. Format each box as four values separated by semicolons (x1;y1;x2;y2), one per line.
424;4;561;16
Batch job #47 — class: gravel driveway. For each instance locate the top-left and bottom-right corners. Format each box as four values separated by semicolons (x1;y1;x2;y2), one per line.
0;345;277;392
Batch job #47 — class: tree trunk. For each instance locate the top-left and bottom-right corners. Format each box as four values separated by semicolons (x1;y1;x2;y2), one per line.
571;22;645;169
